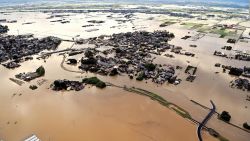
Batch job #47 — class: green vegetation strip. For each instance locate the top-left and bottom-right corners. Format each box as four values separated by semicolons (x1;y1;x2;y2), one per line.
218;136;229;141
123;87;230;141
104;84;231;141
123;87;191;119
82;77;106;88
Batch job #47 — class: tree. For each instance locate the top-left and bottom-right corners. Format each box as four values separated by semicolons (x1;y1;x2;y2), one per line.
136;72;145;81
82;77;106;89
82;77;100;84
144;63;156;71
169;33;175;38
219;111;231;122
243;122;250;130
29;85;38;90
36;66;45;76
96;81;106;88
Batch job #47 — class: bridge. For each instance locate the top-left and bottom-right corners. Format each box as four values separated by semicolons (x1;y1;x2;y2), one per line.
197;100;216;141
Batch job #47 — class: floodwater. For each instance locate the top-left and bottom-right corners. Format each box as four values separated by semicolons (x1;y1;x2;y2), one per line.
0;82;215;141
0;11;250;141
0;54;215;141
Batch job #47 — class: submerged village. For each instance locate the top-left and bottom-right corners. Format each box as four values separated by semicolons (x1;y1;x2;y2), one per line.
0;27;185;90
0;3;250;141
1;23;250;92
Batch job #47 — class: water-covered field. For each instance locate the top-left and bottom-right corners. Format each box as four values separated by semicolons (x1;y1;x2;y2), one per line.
0;2;250;141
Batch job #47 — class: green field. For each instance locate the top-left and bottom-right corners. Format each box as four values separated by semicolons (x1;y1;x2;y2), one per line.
210;28;236;38
159;19;179;27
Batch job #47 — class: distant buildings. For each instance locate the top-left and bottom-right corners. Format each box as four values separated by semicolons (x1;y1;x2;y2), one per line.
0;35;61;63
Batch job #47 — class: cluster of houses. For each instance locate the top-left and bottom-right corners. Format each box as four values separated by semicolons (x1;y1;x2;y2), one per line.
76;31;183;85
0;18;17;23
2;61;20;69
15;66;45;82
217;65;250;92
170;46;195;57
87;20;105;24
214;50;250;61
213;50;227;57
214;24;238;30
231;78;250;91
51;79;84;91
221;46;232;50
41;9;194;19
0;35;61;68
227;66;250;78
235;53;250;61
227;39;236;44
217;64;250;78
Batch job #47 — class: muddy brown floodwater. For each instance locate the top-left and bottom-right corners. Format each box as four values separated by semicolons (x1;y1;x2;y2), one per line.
0;83;216;141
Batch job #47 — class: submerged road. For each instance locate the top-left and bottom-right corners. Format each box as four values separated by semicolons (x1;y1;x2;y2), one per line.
197;100;216;141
